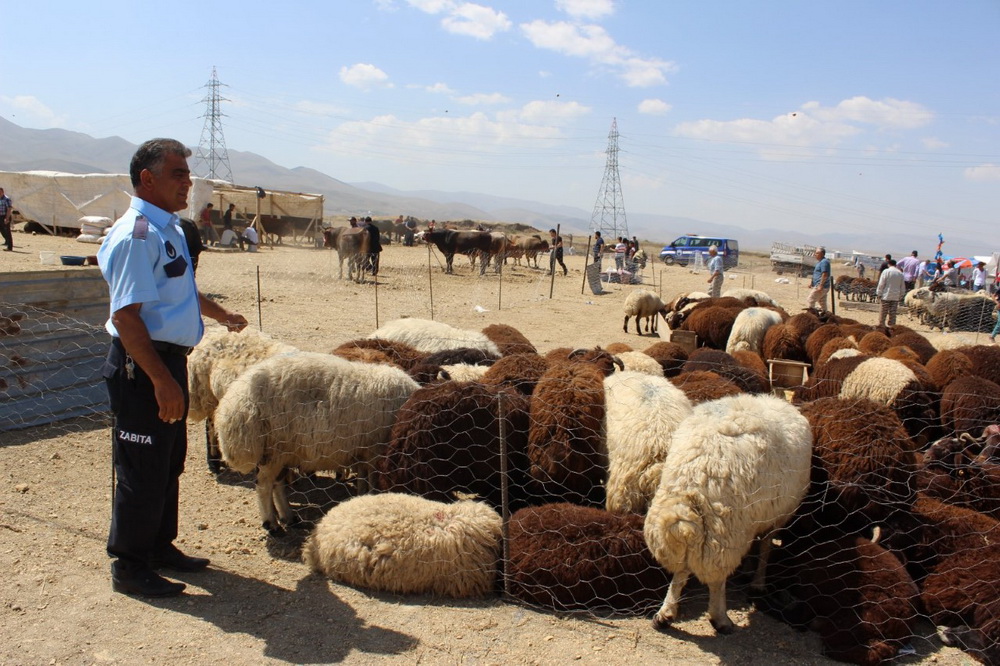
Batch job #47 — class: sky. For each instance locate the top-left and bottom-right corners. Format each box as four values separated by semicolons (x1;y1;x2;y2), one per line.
2;0;998;253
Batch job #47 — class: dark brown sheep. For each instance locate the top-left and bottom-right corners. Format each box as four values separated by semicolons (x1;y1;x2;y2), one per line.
680;305;741;350
815;337;860;368
926;349;974;392
373;381;532;512
482;323;537;356
956;345;1000;386
785;311;822;345
506;503;670;613
642;341;689;378
480;352;549;396
858;331;892;356
332;337;426;370
761;523;920;666
805;324;844;364
887;331;937;364
940;376;1000;437
528;356;611;506
762;323;809;363
670;370;742;404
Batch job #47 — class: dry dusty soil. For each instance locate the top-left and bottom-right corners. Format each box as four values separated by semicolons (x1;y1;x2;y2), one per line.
1;230;989;665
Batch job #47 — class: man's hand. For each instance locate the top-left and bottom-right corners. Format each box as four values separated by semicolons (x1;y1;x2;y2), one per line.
220;313;248;332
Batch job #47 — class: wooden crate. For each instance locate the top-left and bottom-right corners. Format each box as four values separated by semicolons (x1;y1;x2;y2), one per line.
767;359;810;389
670;330;698;354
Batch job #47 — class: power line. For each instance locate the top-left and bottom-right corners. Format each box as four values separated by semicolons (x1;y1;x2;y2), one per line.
192;67;234;183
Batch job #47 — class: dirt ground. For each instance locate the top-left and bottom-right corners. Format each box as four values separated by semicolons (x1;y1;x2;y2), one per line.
0;229;987;665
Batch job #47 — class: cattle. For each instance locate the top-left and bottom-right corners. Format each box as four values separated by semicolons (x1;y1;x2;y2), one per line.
424;229;495;275
323;226;371;282
512;235;550;269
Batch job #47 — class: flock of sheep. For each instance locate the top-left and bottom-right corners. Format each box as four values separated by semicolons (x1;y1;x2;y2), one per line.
184;287;1000;666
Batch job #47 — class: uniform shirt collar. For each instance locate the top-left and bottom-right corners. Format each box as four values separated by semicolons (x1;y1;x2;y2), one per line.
129;196;179;230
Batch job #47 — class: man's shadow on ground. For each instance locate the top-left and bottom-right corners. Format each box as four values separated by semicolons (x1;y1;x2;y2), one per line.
147;566;417;664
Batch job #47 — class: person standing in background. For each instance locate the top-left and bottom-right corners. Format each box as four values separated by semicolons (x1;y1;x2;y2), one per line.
807;247;831;312
548;228;567;276
706;244;724;298
0;187;13;251
876;259;906;327
592;230;605;268
97;138;247;598
973;261;987;292
197;202;218;247
223;203;236;230
896;250;920;291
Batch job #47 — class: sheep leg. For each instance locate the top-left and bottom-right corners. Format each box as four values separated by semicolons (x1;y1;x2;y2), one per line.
706;579;735;634
255;464;284;534
623;314;630;333
272;468;298;527
751;532;776;591
652;570;690;631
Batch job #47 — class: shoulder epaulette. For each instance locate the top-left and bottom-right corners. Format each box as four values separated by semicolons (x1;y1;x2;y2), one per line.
132;215;149;240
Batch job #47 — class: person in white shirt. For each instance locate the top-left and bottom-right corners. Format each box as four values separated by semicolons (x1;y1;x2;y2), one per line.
706;245;724;298
218;227;239;248
876;259;906;327
240;225;259;251
973;261;987;292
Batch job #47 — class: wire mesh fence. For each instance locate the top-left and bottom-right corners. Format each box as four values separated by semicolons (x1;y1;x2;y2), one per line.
4;247;1000;664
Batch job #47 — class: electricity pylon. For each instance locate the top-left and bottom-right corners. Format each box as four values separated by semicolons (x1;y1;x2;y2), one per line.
192;67;234;183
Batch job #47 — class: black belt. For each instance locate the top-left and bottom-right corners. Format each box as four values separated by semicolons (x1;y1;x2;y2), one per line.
151;340;192;356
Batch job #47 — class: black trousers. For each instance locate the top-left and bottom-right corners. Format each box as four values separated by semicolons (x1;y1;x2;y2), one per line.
550;249;567;275
0;220;12;250
103;339;189;571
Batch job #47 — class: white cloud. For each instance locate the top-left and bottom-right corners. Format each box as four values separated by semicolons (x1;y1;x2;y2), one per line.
456;92;511;105
674;97;934;159
965;164;1000;182
405;0;456;13
319;105;586;160
802;96;933;130
404;0;511;39
423;82;456;94
339;63;392;89
505;99;591;125
520;20;675;87
1;95;67;127
441;3;511;39
638;99;671;115
556;0;615;20
921;137;949;150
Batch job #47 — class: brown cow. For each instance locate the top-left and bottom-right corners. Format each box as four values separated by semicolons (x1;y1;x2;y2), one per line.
516;235;550;269
424;229;494;275
323;226;370;281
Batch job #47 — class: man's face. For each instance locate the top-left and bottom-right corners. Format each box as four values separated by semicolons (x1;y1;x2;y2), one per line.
141;152;191;213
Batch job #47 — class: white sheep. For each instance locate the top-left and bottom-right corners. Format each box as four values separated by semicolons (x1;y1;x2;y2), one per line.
623;290;669;335
614;350;665;376
439;363;491;382
604;371;692;515
721;288;779;307
643;393;812;633
214;351;420;532
367;317;501;355
724;307;784;356
303;493;501;598
187;324;297;423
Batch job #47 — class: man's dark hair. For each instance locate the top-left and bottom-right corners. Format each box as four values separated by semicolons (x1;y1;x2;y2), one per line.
129;138;190;187
885;254;892;260
206;203;214;209
888;259;897;267
594;231;601;237
549;229;556;234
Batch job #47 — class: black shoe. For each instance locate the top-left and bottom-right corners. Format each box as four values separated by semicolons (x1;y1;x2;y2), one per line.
112;568;186;597
149;546;210;573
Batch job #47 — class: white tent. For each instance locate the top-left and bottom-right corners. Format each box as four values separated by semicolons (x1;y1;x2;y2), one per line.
1;171;323;239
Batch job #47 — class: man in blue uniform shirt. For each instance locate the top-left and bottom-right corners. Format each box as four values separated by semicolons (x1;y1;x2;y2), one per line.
97;138;247;598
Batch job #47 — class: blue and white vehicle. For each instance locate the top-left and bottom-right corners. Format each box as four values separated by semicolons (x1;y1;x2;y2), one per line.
660;235;739;268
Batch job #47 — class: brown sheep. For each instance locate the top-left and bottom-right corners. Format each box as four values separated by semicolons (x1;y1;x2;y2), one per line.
482;323;537;356
926;349;974;391
670;370;742;404
506;503;671;613
762;323;809;363
940;376;1000;437
642;341;689;378
480;353;549;396
804;323;844;364
858;331;892;356
332;337;426;371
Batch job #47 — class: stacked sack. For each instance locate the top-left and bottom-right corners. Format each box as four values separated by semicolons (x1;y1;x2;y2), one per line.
77;216;112;244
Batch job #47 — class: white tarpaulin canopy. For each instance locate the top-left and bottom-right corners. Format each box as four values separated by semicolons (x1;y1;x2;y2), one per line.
1;171;322;236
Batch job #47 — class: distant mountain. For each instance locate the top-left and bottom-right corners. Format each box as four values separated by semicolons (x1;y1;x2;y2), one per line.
0;117;982;256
